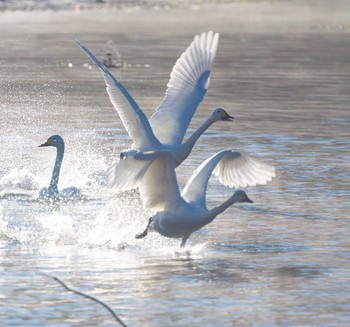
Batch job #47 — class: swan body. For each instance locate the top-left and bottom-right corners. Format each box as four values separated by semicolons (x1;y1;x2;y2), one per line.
73;33;249;190
133;150;255;247
38;135;81;202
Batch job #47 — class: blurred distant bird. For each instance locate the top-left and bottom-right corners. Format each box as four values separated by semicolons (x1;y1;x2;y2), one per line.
101;40;122;68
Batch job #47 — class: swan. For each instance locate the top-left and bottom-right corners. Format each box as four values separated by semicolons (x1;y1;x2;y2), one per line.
73;33;275;191
132;150;254;247
73;33;237;186
38;135;81;202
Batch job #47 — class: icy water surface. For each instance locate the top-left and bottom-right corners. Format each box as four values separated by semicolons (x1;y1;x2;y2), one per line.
1;6;350;326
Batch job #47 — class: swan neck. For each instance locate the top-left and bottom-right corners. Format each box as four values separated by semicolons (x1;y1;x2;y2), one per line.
49;145;64;192
207;196;236;224
184;116;215;150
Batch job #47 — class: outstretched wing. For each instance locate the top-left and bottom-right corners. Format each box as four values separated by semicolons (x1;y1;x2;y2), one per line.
149;31;219;146
212;152;276;188
107;156;153;191
182;150;276;206
73;37;160;149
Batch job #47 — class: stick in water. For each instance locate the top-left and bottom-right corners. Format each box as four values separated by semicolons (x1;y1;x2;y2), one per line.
45;274;128;327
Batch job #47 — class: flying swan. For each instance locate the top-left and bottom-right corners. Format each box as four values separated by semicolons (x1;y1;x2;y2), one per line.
73;34;240;183
38;135;81;202
133;150;255;247
73;32;275;191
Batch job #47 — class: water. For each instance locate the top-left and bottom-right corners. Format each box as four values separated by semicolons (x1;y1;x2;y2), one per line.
1;3;350;326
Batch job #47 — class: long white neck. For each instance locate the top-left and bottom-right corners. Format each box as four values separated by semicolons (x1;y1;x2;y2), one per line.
49;144;64;193
176;115;215;167
204;195;237;225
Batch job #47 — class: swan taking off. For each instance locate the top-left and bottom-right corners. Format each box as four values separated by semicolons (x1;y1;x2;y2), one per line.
73;32;240;191
133;150;256;247
38;135;81;202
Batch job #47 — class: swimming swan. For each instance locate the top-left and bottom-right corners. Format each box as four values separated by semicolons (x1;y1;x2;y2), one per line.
73;32;242;190
131;150;255;247
38;135;81;202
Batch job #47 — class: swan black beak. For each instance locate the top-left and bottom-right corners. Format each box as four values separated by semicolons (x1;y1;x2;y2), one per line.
224;114;234;122
246;196;254;203
39;141;50;147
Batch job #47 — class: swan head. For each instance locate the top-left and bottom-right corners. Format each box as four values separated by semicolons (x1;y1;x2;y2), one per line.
211;108;234;122
39;135;64;148
233;190;253;203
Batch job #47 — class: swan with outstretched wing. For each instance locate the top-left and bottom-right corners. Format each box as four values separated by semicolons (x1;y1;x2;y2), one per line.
133;150;256;247
74;32;274;191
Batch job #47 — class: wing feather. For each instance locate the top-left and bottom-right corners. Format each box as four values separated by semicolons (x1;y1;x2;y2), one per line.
107;156;152;191
73;37;160;149
135;151;182;211
213;152;276;188
182;150;276;206
149;31;220;145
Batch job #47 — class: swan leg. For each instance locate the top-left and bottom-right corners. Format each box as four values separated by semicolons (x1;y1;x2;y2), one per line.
135;216;153;239
180;235;190;248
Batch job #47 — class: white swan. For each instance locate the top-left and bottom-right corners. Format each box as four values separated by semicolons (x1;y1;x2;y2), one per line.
74;32;275;191
73;33;237;185
133;150;254;247
38;135;81;202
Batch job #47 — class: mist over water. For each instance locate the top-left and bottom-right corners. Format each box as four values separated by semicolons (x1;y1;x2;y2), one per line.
1;1;350;326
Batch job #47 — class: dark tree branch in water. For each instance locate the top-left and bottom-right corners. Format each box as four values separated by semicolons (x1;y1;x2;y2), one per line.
45;274;128;327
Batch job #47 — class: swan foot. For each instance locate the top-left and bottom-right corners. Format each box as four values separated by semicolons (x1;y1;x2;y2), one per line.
135;229;148;239
135;217;153;239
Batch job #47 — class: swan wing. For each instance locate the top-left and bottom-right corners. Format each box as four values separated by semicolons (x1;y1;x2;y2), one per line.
149;31;219;145
182;150;276;205
74;37;160;149
181;150;230;206
132;151;182;211
107;156;153;191
212;152;276;188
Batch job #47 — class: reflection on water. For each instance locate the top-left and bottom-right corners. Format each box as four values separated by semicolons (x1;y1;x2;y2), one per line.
1;7;350;326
